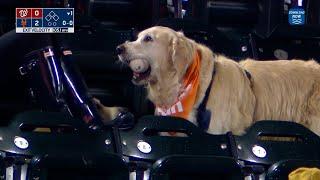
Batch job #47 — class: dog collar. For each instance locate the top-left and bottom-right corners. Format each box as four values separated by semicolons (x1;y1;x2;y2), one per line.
196;66;252;131
196;66;215;131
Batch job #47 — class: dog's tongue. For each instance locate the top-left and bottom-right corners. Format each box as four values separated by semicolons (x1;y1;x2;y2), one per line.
133;72;140;78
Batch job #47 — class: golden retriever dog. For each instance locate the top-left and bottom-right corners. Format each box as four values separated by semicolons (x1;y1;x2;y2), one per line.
109;26;320;136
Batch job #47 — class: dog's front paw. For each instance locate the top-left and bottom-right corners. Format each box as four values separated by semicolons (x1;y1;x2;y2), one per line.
92;98;127;124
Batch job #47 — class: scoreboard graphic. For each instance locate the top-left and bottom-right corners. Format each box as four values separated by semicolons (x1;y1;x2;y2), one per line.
16;8;74;33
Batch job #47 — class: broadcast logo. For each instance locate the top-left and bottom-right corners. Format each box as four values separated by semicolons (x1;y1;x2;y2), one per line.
288;8;305;25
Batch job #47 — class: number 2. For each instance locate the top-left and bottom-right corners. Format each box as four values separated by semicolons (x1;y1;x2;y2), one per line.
35;20;39;26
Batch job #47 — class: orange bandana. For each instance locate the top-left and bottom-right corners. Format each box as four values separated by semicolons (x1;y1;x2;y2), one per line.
156;50;200;120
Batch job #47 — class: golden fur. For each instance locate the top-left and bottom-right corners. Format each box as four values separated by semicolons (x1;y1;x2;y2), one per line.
93;98;123;123
114;26;320;136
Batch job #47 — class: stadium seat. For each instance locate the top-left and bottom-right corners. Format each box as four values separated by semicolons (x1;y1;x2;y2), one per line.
266;159;320;180
119;115;243;180
150;155;243;180
0;111;129;180
235;121;320;179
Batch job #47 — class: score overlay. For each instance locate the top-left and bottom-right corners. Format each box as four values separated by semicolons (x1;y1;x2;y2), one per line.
16;8;74;33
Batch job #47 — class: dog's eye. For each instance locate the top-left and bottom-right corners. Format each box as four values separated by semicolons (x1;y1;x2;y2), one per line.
143;35;153;42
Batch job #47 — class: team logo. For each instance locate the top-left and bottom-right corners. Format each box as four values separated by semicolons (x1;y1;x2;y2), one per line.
19;9;28;18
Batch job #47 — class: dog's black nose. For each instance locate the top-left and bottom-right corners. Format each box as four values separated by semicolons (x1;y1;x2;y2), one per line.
116;45;125;55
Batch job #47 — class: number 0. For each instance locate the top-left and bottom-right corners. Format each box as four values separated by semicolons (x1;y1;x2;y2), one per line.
35;10;39;16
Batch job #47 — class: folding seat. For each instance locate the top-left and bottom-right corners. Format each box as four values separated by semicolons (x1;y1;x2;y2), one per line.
149;155;242;180
235;121;320;179
0;111;129;180
266;160;320;180
119;116;244;180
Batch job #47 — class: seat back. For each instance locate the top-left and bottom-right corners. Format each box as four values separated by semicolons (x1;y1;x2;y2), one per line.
120;115;243;180
150;155;243;180
235;121;320;178
236;121;320;165
0;111;129;180
266;159;320;180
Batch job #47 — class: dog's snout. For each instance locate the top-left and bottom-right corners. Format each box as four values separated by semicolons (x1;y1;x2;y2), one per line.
116;45;126;55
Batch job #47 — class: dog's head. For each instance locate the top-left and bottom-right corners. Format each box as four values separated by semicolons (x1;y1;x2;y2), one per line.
117;26;196;86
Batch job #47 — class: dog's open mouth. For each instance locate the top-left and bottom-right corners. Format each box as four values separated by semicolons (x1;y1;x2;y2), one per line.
128;59;151;84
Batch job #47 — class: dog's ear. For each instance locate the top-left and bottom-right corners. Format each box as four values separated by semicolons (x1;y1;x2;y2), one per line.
171;32;195;79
